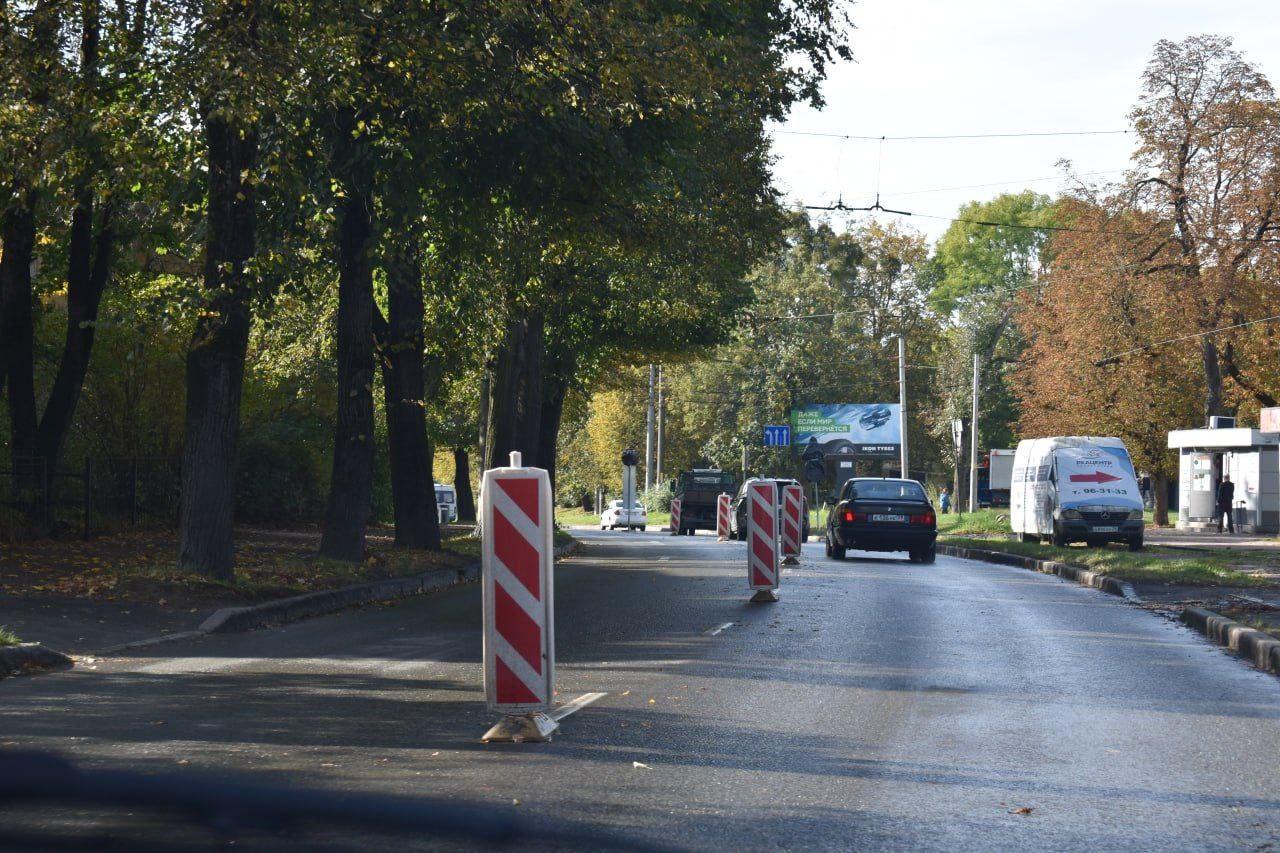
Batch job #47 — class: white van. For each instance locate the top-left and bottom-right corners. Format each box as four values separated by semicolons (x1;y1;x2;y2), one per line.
434;483;458;523
1010;437;1144;550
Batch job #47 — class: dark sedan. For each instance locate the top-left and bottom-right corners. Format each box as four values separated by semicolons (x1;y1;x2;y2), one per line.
825;477;936;563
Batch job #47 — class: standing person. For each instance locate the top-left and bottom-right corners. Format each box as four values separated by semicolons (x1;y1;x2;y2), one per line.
939;487;951;514
1217;475;1236;533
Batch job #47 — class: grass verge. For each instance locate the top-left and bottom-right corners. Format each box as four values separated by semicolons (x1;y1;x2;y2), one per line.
937;509;1014;536
940;535;1273;587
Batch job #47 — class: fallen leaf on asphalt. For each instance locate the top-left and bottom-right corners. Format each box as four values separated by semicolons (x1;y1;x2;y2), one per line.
647;698;656;705
512;799;521;806
431;752;440;756
1009;807;1033;815
632;762;652;770
177;759;189;765
621;690;631;696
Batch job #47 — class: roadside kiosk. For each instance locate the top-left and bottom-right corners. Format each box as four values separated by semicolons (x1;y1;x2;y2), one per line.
1167;419;1280;533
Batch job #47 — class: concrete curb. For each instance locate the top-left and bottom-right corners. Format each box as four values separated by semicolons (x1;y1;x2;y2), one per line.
0;643;74;680
1181;606;1280;675
937;544;1132;599
99;536;583;656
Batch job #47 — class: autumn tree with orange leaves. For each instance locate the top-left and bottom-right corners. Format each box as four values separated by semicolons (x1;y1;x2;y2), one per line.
1013;200;1204;525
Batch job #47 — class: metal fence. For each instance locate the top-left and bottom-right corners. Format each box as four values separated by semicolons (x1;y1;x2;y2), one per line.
0;456;179;542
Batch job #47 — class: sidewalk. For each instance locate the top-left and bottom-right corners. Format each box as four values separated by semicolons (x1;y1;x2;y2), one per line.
0;526;479;656
1145;526;1279;550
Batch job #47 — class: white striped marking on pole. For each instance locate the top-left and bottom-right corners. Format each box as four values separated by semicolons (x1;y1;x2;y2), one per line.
670;498;682;534
716;493;731;539
482;452;554;713
781;483;804;558
747;480;779;590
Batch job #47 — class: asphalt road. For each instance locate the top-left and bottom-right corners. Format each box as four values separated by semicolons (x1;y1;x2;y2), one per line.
3;530;1280;851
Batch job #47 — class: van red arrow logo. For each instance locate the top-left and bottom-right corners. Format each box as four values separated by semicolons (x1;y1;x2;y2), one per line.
1069;471;1121;484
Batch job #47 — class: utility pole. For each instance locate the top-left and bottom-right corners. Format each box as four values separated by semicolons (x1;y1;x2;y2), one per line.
645;364;655;493
656;366;665;486
898;336;909;480
969;353;980;512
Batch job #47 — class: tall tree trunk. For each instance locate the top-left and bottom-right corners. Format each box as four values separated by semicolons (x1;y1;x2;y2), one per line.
178;114;258;580
375;245;440;550
38;198;112;472
484;315;526;471
1153;472;1170;527
36;0;109;475
0;191;39;470
516;309;544;463
485;308;546;471
320;176;376;562
1201;335;1224;422
537;364;573;495
453;446;475;522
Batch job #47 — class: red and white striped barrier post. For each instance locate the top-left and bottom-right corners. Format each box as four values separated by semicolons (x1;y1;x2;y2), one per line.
716;493;731;540
669;497;682;535
481;451;557;742
781;483;804;564
747;480;780;602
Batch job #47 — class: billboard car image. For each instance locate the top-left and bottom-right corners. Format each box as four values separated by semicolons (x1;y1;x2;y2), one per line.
791;404;902;458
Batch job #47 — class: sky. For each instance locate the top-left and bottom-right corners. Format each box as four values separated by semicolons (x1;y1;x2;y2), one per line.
770;0;1280;242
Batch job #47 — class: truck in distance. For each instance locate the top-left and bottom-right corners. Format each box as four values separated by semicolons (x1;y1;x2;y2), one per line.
671;469;737;535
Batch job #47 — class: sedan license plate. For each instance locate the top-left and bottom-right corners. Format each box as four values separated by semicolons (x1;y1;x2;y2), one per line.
1092;525;1119;533
871;513;906;523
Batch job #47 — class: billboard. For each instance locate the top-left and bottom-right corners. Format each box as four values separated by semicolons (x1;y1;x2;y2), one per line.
791;404;901;458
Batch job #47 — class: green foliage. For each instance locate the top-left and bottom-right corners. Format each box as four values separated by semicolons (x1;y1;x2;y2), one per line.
925;192;1059;470
235;418;328;525
0;626;20;647
1;0;855;560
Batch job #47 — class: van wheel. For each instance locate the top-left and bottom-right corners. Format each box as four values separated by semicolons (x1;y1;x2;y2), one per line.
1128;535;1143;552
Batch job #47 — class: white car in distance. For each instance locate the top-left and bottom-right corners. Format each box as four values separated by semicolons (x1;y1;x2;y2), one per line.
601;499;647;531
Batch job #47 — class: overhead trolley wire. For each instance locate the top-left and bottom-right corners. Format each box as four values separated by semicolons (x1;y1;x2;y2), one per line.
1094;313;1280;366
773;129;1131;141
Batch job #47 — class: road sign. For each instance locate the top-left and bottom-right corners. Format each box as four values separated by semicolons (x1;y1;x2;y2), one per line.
716;493;731;540
482;452;555;716
669;497;682;535
747;480;779;601
781;483;803;559
951;418;964;453
763;425;791;447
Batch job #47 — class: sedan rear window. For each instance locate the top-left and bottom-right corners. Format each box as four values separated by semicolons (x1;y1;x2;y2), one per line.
851;481;927;502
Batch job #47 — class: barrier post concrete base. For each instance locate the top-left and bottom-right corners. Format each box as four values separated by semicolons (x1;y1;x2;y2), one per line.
782;555;799;566
481;712;559;743
750;588;780;603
